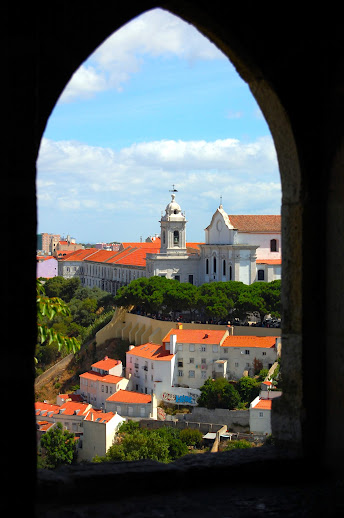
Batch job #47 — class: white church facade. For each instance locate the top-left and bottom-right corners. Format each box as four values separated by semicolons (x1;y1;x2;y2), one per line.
58;194;281;291
146;194;281;286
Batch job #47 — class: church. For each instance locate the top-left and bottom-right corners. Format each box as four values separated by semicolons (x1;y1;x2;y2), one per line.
146;193;281;286
58;193;281;291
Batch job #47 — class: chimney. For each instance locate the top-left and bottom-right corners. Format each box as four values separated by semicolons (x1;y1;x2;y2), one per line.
227;325;234;335
170;334;177;354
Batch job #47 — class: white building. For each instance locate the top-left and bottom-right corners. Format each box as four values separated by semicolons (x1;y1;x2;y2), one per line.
125;325;279;405
106;390;157;419
146;195;281;285
249;397;272;435
78;409;124;462
79;357;129;409
58;193;281;291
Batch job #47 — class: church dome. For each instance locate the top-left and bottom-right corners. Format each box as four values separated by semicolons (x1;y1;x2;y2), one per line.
165;194;181;215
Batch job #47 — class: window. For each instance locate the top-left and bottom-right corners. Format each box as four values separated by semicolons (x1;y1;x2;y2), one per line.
201;346;206;352
258;270;265;281
173;230;179;245
162;231;166;244
213;256;217;273
212;345;218;353
245;350;250;355
178;370;183;377
188;274;193;284
229;265;232;281
270;239;278;252
259;411;264;418
262;351;266;356
224;348;228;353
178;360;183;367
223;260;226;276
206;258;209;275
189;370;195;378
235;362;239;368
178;344;183;351
201;358;206;364
175;275;180;281
201;371;207;379
189;358;194;364
189;344;195;352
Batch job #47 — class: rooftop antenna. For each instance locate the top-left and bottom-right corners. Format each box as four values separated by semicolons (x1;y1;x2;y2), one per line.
219;195;223;207
169;184;178;193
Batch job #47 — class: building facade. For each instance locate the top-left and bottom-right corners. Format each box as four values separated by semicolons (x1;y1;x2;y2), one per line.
58;194;281;291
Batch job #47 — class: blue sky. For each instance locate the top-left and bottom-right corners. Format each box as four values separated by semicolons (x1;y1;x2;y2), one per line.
37;8;281;244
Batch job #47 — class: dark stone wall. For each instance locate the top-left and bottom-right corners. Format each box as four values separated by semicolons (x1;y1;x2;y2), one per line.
5;2;344;515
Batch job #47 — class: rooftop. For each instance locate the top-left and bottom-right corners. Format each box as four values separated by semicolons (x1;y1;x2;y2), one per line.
162;328;228;345
228;215;281;233
127;342;174;361
107;390;152;404
221;335;277;348
79;371;124;384
91;357;121;371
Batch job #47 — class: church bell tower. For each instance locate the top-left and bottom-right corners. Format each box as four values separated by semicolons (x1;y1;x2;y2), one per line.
160;193;187;255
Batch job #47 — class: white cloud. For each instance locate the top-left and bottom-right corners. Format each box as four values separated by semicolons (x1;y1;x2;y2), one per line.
58;8;225;103
37;135;280;231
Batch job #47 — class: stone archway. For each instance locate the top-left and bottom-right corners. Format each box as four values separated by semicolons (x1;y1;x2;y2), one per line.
6;5;344;503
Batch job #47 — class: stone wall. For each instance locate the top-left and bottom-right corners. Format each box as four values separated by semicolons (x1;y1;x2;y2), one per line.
178;407;250;432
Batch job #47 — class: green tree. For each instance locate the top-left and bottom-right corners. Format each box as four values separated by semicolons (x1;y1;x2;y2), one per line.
236;376;260;404
37;280;80;358
39;422;76;468
198;378;241;409
179;428;203;448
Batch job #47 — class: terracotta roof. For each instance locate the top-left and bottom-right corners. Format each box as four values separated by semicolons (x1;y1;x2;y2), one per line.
79;371;124;384
253;399;272;410
221;336;277;348
37;420;55;432
84;410;116;423
35;401;91;416
228;215;281;233
58;248;98;261
162;328;228;345
256;259;282;265
107;389;152;404
127;342;174;361
91;357;121;371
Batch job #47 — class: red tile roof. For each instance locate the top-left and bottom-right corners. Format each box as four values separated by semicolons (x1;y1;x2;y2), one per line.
254;399;272;410
127;342;174;361
256;259;282;265
163;328;228;345
221;336;277;348
58;248;98;261
84;410;117;423
79;371;124;384
107;390;152;404
91;357;121;371
228;215;281;233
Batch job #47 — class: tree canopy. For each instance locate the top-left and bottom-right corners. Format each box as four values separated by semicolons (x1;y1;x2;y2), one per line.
114;277;281;324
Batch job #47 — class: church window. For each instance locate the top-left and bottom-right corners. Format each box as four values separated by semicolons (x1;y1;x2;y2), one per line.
206;258;209;274
162;231;165;245
258;269;265;281
213;257;217;273
229;265;233;281
223;260;226;276
188;274;193;284
270;239;278;252
173;230;179;245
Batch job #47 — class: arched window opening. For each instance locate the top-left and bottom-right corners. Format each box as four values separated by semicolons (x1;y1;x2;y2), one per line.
205;258;209;275
270;239;278;252
173;230;179;245
213;256;217;273
258;269;265;281
223;259;226;276
229;265;232;281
